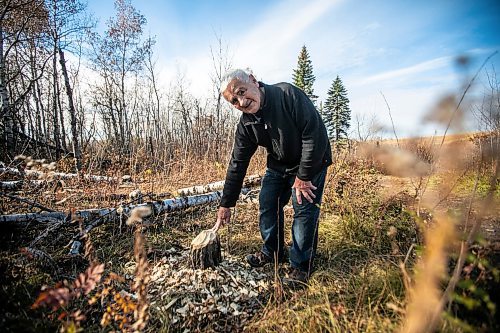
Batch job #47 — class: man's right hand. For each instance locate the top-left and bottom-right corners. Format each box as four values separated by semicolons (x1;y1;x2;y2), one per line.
212;207;231;232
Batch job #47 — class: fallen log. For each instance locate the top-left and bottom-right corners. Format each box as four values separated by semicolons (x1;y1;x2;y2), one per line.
68;188;252;254
177;180;225;196
177;174;262;196
59;191;172;202
0;188;250;226
0;180;45;190
0;208;115;224
190;230;222;269
0;180;22;190
0;167;116;182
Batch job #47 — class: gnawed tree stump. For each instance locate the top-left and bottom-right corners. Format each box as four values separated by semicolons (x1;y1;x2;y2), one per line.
190;230;222;269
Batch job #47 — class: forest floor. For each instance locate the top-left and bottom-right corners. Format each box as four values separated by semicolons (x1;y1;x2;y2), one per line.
0;141;499;332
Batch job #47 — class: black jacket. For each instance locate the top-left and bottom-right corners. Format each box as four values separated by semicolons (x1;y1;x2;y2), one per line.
220;82;332;207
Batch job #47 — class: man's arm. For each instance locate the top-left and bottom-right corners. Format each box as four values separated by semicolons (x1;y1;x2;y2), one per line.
214;123;257;230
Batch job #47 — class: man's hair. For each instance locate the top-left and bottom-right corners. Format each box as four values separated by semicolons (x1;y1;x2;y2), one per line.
220;68;255;93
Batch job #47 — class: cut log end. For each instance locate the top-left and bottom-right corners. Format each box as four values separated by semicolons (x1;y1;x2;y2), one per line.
190;230;222;269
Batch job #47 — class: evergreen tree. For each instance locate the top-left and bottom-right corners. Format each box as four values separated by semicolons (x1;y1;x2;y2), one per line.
324;75;351;141
292;45;318;106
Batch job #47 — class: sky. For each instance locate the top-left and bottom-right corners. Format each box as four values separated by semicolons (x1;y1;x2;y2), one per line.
85;0;500;138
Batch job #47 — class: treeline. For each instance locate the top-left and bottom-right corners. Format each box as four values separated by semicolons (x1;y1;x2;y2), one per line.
0;0;238;171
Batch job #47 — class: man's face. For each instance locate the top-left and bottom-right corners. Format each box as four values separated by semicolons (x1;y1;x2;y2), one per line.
222;75;261;114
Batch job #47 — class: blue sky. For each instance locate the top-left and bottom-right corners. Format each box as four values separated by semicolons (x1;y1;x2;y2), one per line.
86;0;500;137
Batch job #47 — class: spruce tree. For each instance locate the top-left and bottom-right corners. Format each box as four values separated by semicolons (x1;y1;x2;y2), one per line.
324;75;351;141
292;45;318;106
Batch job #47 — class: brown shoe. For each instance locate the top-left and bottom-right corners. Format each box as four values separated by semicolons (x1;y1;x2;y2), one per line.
283;267;309;288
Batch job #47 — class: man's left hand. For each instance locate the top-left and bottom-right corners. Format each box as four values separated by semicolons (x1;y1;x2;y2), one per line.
292;177;317;204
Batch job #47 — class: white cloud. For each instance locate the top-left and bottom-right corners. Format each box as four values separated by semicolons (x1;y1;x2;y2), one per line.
231;0;342;81
155;0;342;100
356;56;452;86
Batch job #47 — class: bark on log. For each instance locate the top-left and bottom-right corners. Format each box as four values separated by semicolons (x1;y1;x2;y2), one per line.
177;174;262;196
0;188;250;225
0;167;116;182
0;208;115;224
0;180;45;190
0;180;22;190
190;230;222;269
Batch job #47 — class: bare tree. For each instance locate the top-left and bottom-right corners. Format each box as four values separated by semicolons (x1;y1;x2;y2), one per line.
354;113;384;142
90;0;149;153
209;35;233;161
472;67;500;168
46;0;93;170
0;0;48;159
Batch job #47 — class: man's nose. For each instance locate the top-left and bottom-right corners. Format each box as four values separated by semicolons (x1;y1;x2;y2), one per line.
237;96;245;107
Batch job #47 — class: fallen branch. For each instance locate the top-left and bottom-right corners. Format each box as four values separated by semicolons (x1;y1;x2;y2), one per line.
30;218;66;246
77;190;231;237
177;174;261;196
0;180;45;190
83;191;172;202
0;208;115;224
68;188;251;255
0;167;116;182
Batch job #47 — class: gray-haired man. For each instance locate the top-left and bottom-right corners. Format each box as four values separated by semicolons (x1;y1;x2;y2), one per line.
212;68;332;285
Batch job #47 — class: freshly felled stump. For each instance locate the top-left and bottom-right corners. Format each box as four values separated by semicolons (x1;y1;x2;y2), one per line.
190;230;222;269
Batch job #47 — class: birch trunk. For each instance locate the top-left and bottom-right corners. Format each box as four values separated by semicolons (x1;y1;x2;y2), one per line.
59;47;82;172
0;180;45;190
0;167;116;182
52;43;62;159
0;23;14;156
176;174;262;196
0;188;251;224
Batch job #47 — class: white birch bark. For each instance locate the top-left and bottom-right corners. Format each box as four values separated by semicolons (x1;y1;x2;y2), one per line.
0;180;45;190
0;188;251;224
176;174;262;196
0;167;116;182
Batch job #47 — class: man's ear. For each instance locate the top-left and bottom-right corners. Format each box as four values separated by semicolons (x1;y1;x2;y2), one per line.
249;74;257;84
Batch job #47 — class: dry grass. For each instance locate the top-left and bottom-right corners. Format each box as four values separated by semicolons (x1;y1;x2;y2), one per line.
0;130;498;332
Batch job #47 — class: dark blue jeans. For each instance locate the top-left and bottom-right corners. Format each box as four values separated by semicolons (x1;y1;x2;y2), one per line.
259;167;327;273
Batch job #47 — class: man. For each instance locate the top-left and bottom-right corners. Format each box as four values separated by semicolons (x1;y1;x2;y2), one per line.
212;68;332;285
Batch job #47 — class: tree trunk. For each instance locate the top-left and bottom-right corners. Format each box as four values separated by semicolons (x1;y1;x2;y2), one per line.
0;24;14;158
0;167;116;182
0;180;45;190
176;174;262;196
52;44;61;159
56;70;68;151
58;47;82;172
